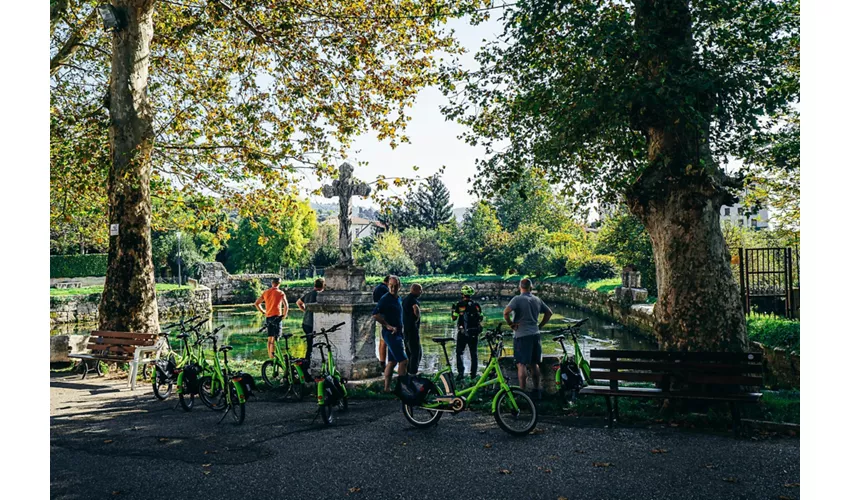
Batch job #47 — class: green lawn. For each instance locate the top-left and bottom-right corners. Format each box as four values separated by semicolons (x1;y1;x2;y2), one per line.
50;283;190;297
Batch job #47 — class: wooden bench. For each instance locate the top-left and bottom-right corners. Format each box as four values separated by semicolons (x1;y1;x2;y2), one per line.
68;331;164;389
579;349;763;437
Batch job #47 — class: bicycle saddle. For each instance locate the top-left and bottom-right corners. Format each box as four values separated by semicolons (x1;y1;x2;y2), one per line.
281;333;294;340
219;345;233;352
552;335;565;342
431;337;455;344
176;333;190;340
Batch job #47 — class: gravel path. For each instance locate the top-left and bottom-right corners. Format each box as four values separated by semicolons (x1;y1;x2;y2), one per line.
50;374;799;500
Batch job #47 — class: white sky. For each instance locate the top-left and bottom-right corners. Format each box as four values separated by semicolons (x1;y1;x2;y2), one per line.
303;15;504;210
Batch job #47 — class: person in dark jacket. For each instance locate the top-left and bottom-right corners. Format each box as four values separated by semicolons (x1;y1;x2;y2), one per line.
372;275;391;370
372;276;406;392
402;283;423;375
451;285;483;381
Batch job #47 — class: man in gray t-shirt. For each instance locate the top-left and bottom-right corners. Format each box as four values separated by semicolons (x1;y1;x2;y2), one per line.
503;278;553;400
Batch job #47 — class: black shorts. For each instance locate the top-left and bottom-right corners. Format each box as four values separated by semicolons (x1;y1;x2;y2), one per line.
265;316;283;339
513;335;542;366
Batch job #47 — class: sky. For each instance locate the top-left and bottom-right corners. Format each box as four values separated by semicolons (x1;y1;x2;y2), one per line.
302;14;505;211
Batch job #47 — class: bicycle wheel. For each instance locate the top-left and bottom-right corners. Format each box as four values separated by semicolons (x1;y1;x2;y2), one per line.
152;372;173;400
402;385;444;429
493;388;538;436
320;403;334;425
291;379;306;401
142;363;151;380
229;384;245;425
261;360;287;390
179;392;194;412
198;376;227;411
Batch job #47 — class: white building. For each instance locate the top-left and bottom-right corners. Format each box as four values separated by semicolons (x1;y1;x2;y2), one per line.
719;203;769;230
350;217;385;240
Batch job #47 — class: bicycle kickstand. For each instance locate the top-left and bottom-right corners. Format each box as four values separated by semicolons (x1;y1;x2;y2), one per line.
217;405;231;424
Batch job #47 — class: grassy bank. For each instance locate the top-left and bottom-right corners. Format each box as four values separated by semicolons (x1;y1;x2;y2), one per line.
747;314;800;353
50;283;191;297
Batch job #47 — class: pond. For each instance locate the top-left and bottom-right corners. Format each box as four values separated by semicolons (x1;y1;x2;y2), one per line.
107;298;654;373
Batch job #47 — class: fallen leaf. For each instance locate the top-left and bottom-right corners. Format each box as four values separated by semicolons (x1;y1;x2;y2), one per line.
548;455;560;460
103;440;114;444
574;450;586;454
530;428;546;435
401;442;407;446
592;462;612;468
783;483;799;488
498;468;512;475
669;423;679;427
722;477;738;483
158;438;169;443
202;463;211;467
704;464;716;469
484;443;492;449
651;448;668;454
543;468;552;473
778;496;792;500
202;471;210;475
558;497;569;500
348;487;361;494
111;492;120;496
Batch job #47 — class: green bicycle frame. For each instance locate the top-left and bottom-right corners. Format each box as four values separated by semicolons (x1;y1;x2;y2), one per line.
313;336;347;407
270;337;308;385
205;341;246;404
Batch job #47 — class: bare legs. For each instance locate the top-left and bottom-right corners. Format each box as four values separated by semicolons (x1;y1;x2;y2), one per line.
383;359;409;392
267;337;275;359
517;363;541;392
378;338;387;367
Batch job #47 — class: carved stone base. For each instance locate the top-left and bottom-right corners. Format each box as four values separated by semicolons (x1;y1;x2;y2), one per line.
614;286;649;305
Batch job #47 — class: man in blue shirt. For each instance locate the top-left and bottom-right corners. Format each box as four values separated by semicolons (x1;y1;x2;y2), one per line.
372;275;391;371
372;275;407;392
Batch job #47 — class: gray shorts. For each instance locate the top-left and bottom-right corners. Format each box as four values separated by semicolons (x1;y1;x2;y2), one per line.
513;335;542;366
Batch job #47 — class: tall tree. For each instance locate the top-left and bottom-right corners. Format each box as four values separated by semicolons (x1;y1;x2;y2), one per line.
408;175;455;229
444;0;799;351
491;170;572;232
51;0;487;332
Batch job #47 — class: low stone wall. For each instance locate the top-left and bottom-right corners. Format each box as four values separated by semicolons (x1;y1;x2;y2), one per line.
50;285;212;325
753;342;800;389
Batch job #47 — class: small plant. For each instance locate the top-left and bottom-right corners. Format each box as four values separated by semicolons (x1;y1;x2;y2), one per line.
575;255;618;281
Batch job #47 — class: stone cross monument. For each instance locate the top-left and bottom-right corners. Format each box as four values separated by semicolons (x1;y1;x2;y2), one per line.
307;162;380;380
321;162;371;266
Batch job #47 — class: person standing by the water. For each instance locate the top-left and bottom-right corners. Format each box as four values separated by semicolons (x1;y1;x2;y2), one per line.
372;275;391;371
372;276;407;392
451;285;483;382
296;277;324;378
402;284;423;375
255;278;288;359
503;278;552;400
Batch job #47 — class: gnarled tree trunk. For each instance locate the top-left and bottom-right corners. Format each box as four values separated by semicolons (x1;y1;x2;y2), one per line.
98;0;159;334
627;0;747;351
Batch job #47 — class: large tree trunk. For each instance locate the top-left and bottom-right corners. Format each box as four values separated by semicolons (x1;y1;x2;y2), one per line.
98;0;159;333
628;0;747;351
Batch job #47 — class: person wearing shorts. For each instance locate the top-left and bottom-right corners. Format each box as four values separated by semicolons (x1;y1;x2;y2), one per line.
372;275;407;392
503;278;552;400
255;277;288;359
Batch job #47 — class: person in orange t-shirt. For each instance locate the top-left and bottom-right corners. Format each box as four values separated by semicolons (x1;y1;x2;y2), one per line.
255;278;289;358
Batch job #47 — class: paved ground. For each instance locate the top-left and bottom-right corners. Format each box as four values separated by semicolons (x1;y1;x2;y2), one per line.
51;374;799;500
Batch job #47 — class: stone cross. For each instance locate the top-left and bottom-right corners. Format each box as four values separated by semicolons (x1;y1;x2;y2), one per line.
322;162;371;266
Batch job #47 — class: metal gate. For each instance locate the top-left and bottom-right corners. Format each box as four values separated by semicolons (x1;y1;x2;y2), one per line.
736;247;799;318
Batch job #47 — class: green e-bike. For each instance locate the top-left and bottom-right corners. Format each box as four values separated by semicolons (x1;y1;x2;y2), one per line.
551;318;593;404
303;322;348;425
260;326;310;400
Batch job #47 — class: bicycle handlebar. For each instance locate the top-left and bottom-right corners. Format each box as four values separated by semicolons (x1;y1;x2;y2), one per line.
302;322;346;338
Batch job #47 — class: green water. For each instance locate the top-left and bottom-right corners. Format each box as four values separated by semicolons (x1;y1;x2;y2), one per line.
55;299;656;373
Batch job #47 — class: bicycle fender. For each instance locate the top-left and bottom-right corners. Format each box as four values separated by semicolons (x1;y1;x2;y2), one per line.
316;379;325;406
176;371;184;394
232;380;247;403
490;386;525;413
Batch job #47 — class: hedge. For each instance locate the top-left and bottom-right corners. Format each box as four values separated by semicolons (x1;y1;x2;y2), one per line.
50;254;108;278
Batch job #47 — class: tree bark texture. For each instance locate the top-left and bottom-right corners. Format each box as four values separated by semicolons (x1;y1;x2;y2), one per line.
98;0;160;334
627;0;747;352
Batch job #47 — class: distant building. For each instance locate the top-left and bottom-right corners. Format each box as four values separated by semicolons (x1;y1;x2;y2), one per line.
350;217;385;240
719;203;769;230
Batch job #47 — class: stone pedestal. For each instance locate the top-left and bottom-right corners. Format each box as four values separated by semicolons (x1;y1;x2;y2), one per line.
614;286;649;305
306;266;381;379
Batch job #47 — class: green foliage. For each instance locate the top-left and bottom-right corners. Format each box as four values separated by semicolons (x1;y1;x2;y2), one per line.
50;283;189;297
595;208;657;295
50;254;108;278
517;245;558;278
225;199;317;273
449;202;504;273
362;231;417;276
151;232;212;278
575;255;618;281
232;279;266;305
747;314;800;353
308;223;340;267
492;171;574;232
400;227;445;274
407;176;455;230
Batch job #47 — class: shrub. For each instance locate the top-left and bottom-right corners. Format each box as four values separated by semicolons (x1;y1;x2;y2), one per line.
518;246;559;277
747;314;800;353
232;278;265;304
575;255;618;281
50;254;108;278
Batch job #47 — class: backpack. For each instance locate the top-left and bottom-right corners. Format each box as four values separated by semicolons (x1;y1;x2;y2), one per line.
461;301;483;333
180;363;203;395
394;375;436;406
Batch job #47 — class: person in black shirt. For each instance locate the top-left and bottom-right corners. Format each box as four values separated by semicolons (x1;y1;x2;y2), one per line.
372;276;406;392
372;275;391;370
451;285;483;381
402;283;423;375
295;278;324;379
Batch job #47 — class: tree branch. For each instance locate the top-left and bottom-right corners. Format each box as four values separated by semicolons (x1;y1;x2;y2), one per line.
50;8;99;78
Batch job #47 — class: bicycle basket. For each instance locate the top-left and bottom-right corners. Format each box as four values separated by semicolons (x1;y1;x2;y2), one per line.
232;372;256;399
560;360;583;391
394;375;436;406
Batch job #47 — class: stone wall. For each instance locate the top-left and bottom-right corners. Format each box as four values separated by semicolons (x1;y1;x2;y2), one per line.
196;262;315;305
50;285;212;326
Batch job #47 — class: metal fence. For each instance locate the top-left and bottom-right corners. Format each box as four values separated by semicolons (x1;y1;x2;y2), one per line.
732;247;799;318
278;267;325;281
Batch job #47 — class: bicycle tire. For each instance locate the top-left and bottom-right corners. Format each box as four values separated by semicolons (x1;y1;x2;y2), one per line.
179;392;194;412
152;371;173;400
198;376;227;411
402;384;444;429
493;388;538;436
291;380;306;401
320;403;334;425
261;360;286;390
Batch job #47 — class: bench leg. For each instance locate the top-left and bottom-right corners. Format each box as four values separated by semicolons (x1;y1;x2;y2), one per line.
605;396;614;428
613;397;620;422
730;402;741;438
80;361;89;380
128;360;138;390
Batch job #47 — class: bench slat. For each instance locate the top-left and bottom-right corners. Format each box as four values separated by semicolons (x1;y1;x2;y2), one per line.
91;331;157;340
589;371;664;383
580;386;762;402
87;344;136;354
589;349;762;363
591;360;763;375
87;337;156;347
687;374;764;386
